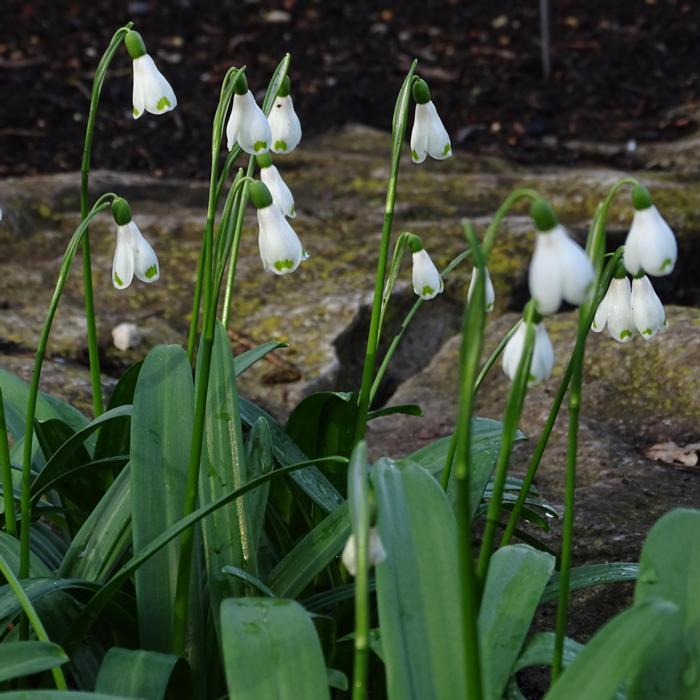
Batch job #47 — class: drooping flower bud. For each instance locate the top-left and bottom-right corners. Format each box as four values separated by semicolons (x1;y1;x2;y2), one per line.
528;199;594;315
631;274;666;339
268;75;302;154
125;30;177;119
226;73;272;155
468;267;496;312
410;78;452;163
257;154;296;218
341;527;387;577
409;237;444;300
111;197;159;289
502;317;554;385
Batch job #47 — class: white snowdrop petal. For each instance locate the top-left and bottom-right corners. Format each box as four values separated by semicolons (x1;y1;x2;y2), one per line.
530;323;554;383
368;528;387;567
132;59;146;119
410;104;430;164
424;101;452;160
412;249;443;300
260;165;296;218
592;291;610;333
468;267;496;312
257;205;305;275
226;93;243;150
560;235;594;306
233;91;272;155
129;222;160;283
268;96;302;154
624;206;677;277
341;528;386;577
631;275;666;340
112;226;135;289
341;535;357;576
502;322;527;381
529;232;564;315
605;277;634;343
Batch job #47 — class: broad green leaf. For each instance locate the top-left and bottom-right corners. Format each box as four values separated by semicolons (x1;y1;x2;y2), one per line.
0;578;96;622
0;694;129;699
95;647;191;699
479;544;555;700
245;417;273;555
0;530;52;577
372;458;466;700
404;417;525;518
367;403;422;420
59;465;132;583
220;598;330;700
32;406;132;503
285;391;357;487
629;508;700;700
35;418;90;465
130;345;193;651
94;361;142;462
268;502;350;598
540;562;639;605
233;341;287;376
240;397;343;512
197;322;254;626
0;368;88;443
0;641;68;682
544;599;678;700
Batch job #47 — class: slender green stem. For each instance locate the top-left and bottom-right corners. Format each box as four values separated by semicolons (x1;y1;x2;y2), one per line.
500;250;623;548
19;199;113;586
476;305;536;583
187;249;206;364
221;164;256;327
348;442;370;700
481;188;540;257
79;24;132;416
0;552;68;689
370;249;471;405
0;388;16;537
354;60;417;443
453;222;486;700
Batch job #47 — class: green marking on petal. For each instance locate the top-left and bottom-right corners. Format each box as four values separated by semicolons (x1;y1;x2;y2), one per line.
274;259;294;271
133;106;139;116
528;374;537;383
442;143;451;155
114;273;123;287
274;139;288;151
156;97;171;111
421;285;434;297
661;257;673;271
620;329;632;339
253;141;267;152
145;265;158;280
643;328;653;336
290;207;296;217
411;149;420;161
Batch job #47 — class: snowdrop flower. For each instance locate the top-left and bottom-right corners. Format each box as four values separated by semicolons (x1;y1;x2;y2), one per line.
124;31;177;119
341;527;387;577
623;185;677;278
111;197;159;290
410;78;452;164
592;265;635;343
468;267;495;312
268;76;302;154
528;199;594;315
226;72;271;155
409;237;443;300
631;275;666;340
257;154;295;218
502;319;554;385
250;181;307;275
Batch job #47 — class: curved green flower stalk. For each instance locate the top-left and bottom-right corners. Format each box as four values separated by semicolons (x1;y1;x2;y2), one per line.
452;221;487;700
79;23;133;417
354;59;417;444
19;196;116;584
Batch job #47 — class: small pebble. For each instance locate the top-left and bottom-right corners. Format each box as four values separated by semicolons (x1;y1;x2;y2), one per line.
112;322;142;351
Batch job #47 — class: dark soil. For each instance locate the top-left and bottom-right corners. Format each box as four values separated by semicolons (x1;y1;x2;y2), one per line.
2;0;700;179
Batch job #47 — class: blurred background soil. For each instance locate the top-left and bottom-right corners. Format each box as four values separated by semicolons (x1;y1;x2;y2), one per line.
2;0;699;178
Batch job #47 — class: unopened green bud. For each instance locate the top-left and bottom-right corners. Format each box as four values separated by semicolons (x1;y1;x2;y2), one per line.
232;71;249;96
278;75;291;98
406;233;423;253
613;260;627;279
112;197;132;226
631;184;653;211
412;78;431;105
124;30;147;60
256;153;273;169
530;199;558;232
249;181;273;210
